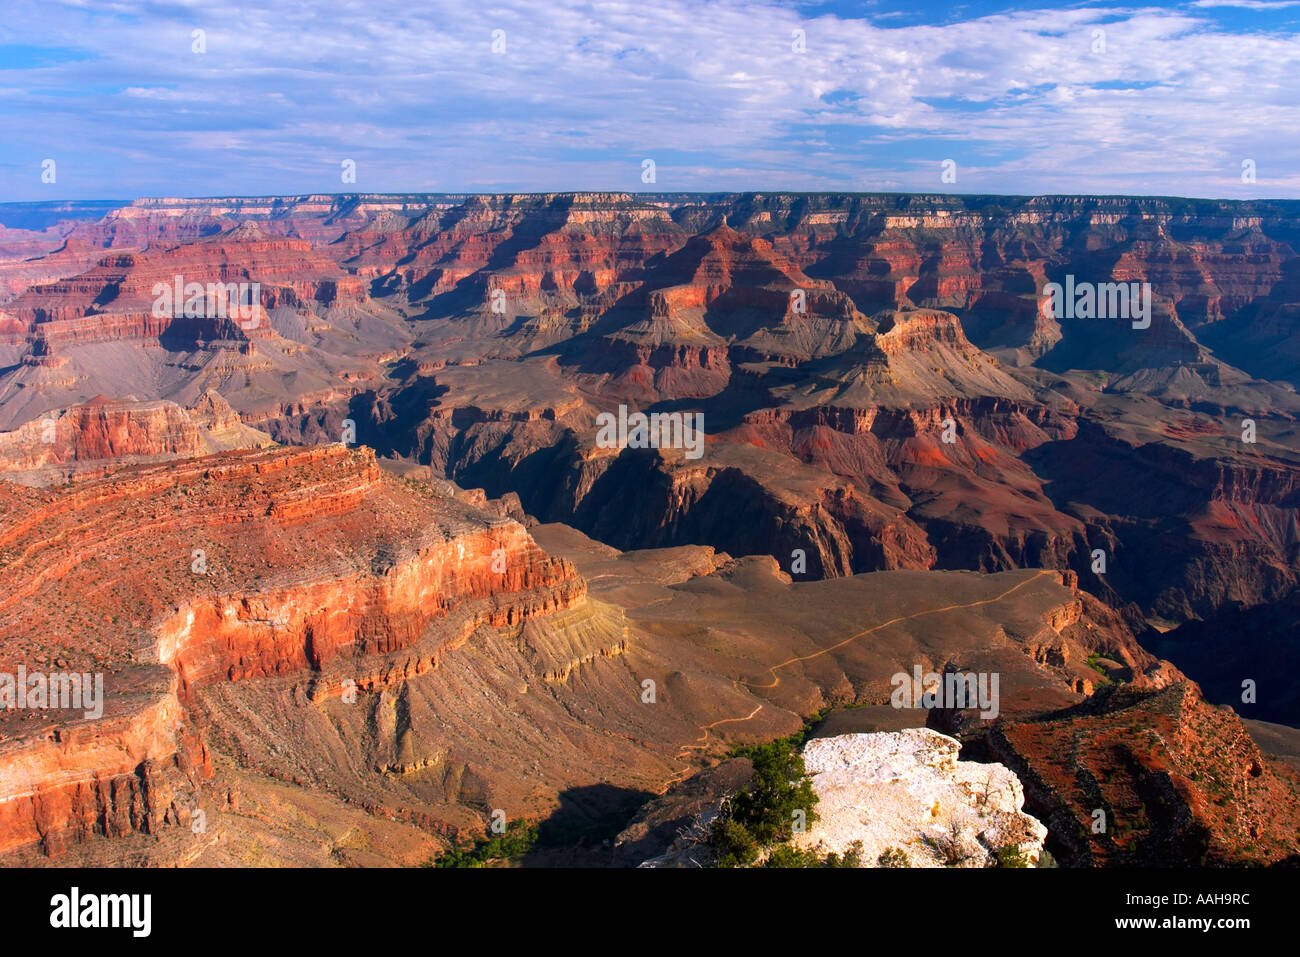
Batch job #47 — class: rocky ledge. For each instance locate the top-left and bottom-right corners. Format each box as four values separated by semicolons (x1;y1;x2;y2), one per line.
792;729;1047;867
637;729;1047;867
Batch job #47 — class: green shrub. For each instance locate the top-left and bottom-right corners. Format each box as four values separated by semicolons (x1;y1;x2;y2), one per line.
993;843;1032;868
763;840;864;868
762;844;822;868
428;818;539;868
726;739;820;846
878;846;910;867
823;841;864;868
710;815;759;868
728;710;828;760
710;738;821;866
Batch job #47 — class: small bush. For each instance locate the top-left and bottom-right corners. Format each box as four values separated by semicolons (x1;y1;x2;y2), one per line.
710;815;759;868
878;846;910;867
993;843;1032;868
824;841;864;868
428;819;538;868
728;739;820;845
763;844;822;868
763;840;864;868
927;818;975;866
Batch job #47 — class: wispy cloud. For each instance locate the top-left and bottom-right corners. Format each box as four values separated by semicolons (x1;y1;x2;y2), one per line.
1190;1;1300;9
1;0;1298;199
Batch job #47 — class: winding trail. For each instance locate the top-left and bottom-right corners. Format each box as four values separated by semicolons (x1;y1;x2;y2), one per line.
661;569;1058;787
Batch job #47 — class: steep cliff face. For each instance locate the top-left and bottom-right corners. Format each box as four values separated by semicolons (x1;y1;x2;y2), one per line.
155;519;582;690
0;238;108;303
560;222;873;398
6;223;365;351
0;440;583;856
1025;418;1300;618
989;683;1300;866
0;681;211;857
0;391;271;484
363;193;684;307
62;195;448;249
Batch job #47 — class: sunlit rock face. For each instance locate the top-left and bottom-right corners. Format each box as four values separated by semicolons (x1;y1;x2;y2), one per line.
793;730;1048;867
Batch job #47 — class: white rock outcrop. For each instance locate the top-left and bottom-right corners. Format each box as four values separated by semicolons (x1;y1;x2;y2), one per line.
794;729;1048;867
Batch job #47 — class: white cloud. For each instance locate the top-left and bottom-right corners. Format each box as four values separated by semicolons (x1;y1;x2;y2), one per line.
1189;1;1300;9
1;0;1297;198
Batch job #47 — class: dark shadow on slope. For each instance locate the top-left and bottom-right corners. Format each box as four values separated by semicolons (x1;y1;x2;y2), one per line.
1150;588;1300;726
519;783;656;868
346;378;449;458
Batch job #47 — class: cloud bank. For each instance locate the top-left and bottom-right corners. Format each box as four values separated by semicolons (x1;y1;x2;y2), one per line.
1;0;1298;199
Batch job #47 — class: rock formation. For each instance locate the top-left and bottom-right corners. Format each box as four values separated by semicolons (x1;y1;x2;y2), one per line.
990;682;1300;866
0;435;582;857
633;729;1049;868
795;730;1048;867
0;391;271;484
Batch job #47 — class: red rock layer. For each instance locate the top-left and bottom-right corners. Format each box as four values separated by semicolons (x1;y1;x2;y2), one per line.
4;225;365;351
0;391;268;483
0;442;582;855
366;193;685;301
990;682;1300;866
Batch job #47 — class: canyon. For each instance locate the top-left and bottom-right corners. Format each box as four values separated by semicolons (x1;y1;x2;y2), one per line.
0;191;1297;866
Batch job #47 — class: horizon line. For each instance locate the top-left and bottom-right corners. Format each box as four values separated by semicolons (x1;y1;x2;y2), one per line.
6;189;1300;206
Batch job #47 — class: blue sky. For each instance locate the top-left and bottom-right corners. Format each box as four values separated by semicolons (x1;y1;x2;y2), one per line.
2;0;1299;200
